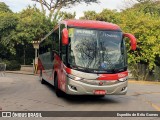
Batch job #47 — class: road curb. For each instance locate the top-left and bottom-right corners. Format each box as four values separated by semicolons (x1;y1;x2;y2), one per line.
6;71;34;75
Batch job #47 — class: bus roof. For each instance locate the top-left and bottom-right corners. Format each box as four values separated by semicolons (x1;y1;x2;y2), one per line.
62;19;121;31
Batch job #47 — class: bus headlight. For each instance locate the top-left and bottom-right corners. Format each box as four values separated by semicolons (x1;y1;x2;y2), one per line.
118;77;128;82
67;74;83;81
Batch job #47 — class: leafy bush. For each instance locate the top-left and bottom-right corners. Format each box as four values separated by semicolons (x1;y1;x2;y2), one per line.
2;60;20;71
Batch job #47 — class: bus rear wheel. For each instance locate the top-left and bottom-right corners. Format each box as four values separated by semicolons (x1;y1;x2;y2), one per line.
54;76;64;97
40;69;45;84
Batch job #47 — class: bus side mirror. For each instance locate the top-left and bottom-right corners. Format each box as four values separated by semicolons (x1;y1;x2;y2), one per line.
62;28;69;45
123;33;137;50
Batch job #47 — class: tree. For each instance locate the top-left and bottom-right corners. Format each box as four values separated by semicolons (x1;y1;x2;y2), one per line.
118;1;160;80
16;6;52;44
15;6;53;64
134;0;160;16
0;2;12;12
0;2;22;70
31;0;99;20
0;3;54;66
0;2;18;56
80;11;98;20
58;11;76;20
80;9;120;23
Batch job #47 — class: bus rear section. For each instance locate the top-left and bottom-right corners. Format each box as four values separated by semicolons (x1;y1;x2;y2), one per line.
38;20;136;97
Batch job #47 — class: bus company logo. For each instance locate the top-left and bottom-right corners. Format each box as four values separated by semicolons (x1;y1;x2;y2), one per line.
99;81;104;86
2;112;11;117
118;73;126;78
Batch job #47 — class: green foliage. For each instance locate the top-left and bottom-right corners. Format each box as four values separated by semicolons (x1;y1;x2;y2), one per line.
81;11;98;20
13;6;53;65
80;9;120;23
119;4;160;71
16;6;53;44
0;2;12;13
58;11;76;20
134;0;160;16
0;3;18;55
120;1;160;80
0;3;53;65
2;60;21;71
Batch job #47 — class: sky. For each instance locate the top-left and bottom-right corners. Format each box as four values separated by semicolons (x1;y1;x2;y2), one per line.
0;0;134;18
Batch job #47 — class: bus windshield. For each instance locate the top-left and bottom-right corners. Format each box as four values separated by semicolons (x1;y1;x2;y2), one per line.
68;28;127;73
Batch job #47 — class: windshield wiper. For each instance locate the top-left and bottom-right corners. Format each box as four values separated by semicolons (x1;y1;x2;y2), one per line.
70;65;92;73
70;64;115;74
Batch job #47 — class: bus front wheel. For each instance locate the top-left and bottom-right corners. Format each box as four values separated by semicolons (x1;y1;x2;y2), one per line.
40;69;45;84
54;76;64;97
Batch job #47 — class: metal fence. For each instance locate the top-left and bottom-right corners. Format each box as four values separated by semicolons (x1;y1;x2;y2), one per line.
0;63;6;77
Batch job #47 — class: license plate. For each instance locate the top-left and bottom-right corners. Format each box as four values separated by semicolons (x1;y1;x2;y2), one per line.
94;90;106;95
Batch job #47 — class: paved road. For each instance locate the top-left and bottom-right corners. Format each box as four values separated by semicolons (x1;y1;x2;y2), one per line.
0;73;160;120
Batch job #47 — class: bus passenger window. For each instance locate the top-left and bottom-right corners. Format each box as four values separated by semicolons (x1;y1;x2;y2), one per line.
53;33;59;53
61;45;67;64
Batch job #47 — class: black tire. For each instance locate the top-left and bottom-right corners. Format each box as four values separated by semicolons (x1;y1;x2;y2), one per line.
40;70;45;84
54;75;64;97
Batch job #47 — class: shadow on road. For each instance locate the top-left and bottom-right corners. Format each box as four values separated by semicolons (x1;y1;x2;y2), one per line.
62;95;119;104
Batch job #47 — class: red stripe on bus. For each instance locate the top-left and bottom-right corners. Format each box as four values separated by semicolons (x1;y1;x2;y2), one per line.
97;71;128;80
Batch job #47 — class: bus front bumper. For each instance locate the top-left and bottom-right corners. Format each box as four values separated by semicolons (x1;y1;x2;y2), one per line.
65;78;128;95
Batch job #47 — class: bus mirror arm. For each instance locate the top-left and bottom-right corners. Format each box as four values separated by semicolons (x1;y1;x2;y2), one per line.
123;33;137;51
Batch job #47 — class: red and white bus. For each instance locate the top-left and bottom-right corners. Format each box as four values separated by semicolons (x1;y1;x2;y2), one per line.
38;20;136;97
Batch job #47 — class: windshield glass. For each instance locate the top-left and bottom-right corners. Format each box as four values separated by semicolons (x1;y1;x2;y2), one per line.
68;28;127;73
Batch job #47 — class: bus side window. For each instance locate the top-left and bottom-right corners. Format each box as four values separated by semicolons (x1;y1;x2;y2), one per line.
39;43;45;55
53;32;59;54
61;45;67;64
